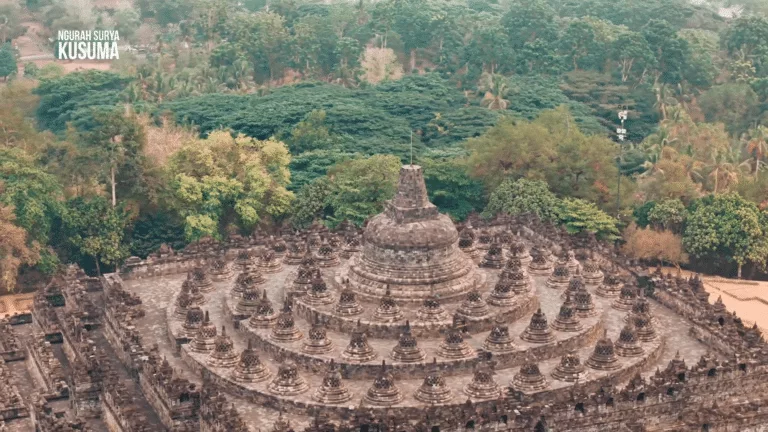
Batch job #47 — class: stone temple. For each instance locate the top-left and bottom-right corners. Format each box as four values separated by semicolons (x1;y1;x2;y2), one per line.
344;165;483;302
3;164;768;432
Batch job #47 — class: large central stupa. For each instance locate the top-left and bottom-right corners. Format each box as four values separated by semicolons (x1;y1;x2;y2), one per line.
342;165;483;302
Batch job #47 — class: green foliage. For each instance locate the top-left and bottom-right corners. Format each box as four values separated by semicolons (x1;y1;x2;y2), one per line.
610;32;655;84
466;106;622;209
77;109;147;203
23;62;38;78
557;197;620;240
679;29;719;89
0;148;63;245
633;201;655;228
164;74;505;160
699;83;760;136
289;177;333;228
288;150;355;192
683;193;768;271
283;110;341;154
35;248;61;275
552;0;695;31
421;158;486;221
168;131;294;241
642;19;690;85
0;5;26;43
35;71;131;132
223;10;292;82
242;0;267;12
60;196;130;274
0;43;17;80
647;198;686;232
113;8;142;42
483;178;561;221
559;71;658;141
324;154;401;227
722;16;768;77
128;211;187;258
501;0;562;74
141;0;195;25
290;154;400;228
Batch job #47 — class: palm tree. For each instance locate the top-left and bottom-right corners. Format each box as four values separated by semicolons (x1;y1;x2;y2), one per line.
707;149;739;194
742;125;768;179
479;73;510;111
641;126;678;167
653;84;678;121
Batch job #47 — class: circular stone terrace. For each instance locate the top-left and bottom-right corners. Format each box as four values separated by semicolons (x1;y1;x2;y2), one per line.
120;165;713;428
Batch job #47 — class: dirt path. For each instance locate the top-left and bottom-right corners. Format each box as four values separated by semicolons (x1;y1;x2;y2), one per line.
651;266;768;332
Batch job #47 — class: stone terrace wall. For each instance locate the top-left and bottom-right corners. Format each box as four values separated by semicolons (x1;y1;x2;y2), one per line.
120;237;262;280
101;273;201;431
199;382;249;432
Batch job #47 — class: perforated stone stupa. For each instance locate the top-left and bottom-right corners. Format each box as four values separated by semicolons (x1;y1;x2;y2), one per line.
343;165;482;302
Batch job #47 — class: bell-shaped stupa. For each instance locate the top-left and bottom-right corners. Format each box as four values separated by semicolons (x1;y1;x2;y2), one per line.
344;165;481;302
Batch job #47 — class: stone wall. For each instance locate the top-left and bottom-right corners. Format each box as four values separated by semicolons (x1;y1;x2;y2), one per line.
119;238;260;281
101;272;201;431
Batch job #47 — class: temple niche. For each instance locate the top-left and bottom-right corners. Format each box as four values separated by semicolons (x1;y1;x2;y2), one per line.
11;163;768;432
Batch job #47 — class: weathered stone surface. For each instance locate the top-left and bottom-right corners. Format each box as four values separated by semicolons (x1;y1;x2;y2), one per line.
344;165;481;302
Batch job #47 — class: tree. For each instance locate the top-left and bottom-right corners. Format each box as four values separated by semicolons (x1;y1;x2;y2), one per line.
288;149;355;192
0;80;52;152
284;110;341;154
168;130;293;240
557;197;620;240
479;73;510;110
128;211;187;258
742;125;768;180
483;178;560;222
722;16;768;77
466;106;621;208
226;11;291;82
113;7;142;42
34;70;131;133
462;13;510;75
288;177;333;228
466;117;558;190
421;158;486;221
698;83;760;137
23;62;38;78
683;193;768;278
333;36;363;87
291;14;338;78
0;148;63;245
706;148;740;195
646;198;686;232
0;5;26;44
79;109;147;207
610;32;655;83
0;43;17;81
642;19;689;85
427;3;466;69
392;0;436;71
0;205;39;292
60;196;129;275
361;47;403;84
559;19;600;71
324;154;401;226
622;223;687;267
501;0;561;74
678;29;719;90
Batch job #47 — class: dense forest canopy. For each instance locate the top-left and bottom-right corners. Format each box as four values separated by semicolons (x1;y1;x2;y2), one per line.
1;0;768;289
